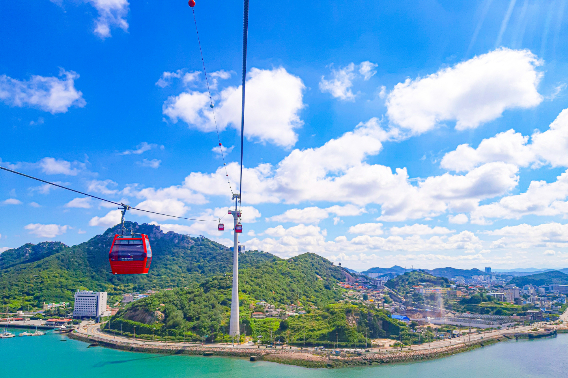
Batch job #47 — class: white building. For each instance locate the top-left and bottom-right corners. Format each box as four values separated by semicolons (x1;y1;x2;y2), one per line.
73;291;107;319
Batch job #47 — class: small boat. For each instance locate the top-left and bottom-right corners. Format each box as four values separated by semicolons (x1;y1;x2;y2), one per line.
19;331;32;337
31;326;45;336
0;328;15;339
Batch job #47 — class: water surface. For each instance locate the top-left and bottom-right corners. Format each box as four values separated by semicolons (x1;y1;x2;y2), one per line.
1;328;567;377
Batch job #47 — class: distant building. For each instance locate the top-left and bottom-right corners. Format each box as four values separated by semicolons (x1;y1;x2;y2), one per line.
73;291;107;319
505;287;520;303
122;294;134;303
485;267;491;273
488;292;505;302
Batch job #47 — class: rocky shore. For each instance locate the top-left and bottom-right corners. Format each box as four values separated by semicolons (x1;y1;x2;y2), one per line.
68;331;512;369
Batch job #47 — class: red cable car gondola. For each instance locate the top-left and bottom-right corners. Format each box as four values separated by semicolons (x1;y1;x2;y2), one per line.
109;205;152;275
109;233;152;274
235;223;243;233
218;223;225;231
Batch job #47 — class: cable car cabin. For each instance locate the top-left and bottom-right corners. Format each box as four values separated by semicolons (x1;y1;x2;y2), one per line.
109;234;152;274
235;223;243;233
218;223;225;231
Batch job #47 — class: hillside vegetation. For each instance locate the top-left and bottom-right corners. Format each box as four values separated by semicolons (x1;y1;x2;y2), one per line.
509;270;568;287
0;222;276;309
105;255;411;346
386;270;451;296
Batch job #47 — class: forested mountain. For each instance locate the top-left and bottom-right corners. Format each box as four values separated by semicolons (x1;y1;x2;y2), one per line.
106;255;410;345
0;242;67;270
386;270;451;295
0;222;277;309
509;270;568;287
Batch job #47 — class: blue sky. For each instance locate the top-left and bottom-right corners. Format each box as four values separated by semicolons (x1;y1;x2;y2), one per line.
2;0;568;270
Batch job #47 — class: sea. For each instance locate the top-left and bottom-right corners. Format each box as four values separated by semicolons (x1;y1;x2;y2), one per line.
1;328;567;378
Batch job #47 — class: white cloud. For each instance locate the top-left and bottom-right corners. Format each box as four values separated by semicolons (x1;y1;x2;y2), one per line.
470;169;568;224
25;223;68;238
138;159;161;168
319;63;357;101
320;62;378;101
151;205;259;236
247;224;482;261
326;204;366;216
121;142;160;155
386;48;543;134
212;145;234;158
3;198;22;205
183;119;517;222
88;179;119;195
29;202;41;208
531;108;568;167
440;108;568;172
163;67;305;148
378;86;387;99
89;209;122;227
487;223;568;249
133;199;189;221
359;61;378;81
267;207;330;224
449;213;469;224
88;0;129;39
441;130;535;172
348;223;384;236
0;69;85;113
389;224;454;236
544;250;556;255
65;197;92;208
39;157;83;175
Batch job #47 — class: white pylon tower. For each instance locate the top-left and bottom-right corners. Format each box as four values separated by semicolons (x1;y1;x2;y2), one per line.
229;193;241;337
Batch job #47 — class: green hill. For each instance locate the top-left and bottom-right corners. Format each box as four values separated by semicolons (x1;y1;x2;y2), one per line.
509;270;568;287
0;222;276;310
0;242;67;270
386;270;451;296
105;254;413;345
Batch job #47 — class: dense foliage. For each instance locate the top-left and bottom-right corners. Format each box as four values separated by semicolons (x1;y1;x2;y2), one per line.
386;270;451;296
105;254;409;346
0;222;277;310
509;270;568;287
0;242;67;270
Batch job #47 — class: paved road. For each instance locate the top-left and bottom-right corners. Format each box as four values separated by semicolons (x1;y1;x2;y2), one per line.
76;317;564;355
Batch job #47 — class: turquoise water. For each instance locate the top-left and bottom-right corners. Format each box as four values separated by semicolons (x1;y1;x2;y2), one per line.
1;328;567;377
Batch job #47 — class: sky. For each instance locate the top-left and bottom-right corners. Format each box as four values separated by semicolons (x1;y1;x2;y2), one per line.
1;0;568;271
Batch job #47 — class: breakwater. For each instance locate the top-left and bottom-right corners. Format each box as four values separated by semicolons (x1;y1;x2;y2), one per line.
68;331;509;369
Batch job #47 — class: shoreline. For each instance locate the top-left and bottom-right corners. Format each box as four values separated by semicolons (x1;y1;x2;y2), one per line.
67;327;561;369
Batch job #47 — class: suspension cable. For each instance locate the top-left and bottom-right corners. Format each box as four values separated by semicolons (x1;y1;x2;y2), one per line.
238;0;249;210
0;166;217;222
191;7;235;198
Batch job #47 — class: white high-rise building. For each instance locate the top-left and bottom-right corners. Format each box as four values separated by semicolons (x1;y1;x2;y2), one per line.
73;291;107;319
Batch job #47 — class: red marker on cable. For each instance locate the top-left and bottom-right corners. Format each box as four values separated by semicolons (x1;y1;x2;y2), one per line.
188;0;196;7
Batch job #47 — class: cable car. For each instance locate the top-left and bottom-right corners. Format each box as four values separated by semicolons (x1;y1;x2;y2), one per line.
218;223;225;231
108;204;152;275
235;223;243;233
109;234;152;274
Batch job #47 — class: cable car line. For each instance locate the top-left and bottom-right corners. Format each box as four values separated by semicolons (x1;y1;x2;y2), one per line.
0;166;217;223
238;0;249;210
190;3;235;197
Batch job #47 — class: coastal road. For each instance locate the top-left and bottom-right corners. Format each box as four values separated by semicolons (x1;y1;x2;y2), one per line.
76;319;561;355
